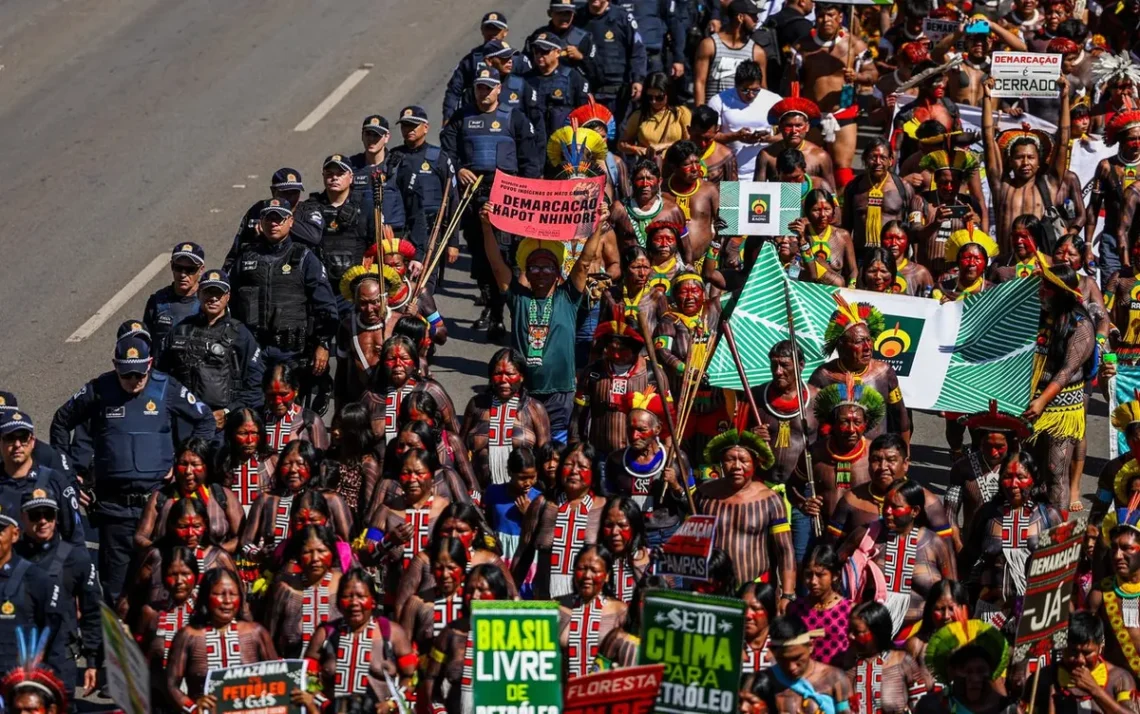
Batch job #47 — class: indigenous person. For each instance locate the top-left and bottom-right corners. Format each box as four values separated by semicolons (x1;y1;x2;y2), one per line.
989;215;1053;283
787;544;851;666
841;140;920;252
137;547;198;692
322;403;382;520
855;247;900;294
881;221;934;296
916;149;985;275
558;545;627;678
904;579;971;683
755;86;834;189
1088;108;1140;281
808;295;909;442
397;536;468;655
1094;396;1140;525
461;349;551;489
843;602;932;714
263;525;343;658
740;581;778;677
762;615;854;714
597;246;671;334
789;188;856;285
662;140;719;262
932;228;998;302
261;361;330;453
694;423;796;598
483;446;543;566
597;496;651;603
361;335;458;448
1028;611;1137;714
689;105;738;184
607;159;687;259
751;340;819;492
922;618;1016;714
218;409;274;515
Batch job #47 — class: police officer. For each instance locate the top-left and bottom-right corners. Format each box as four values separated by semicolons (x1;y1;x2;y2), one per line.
227;198;338;385
0;412;83;549
310;154;377;317
349;115;408;238
390;106;461;290
49;336;215;602
224;168;324;273
0;495;62;677
483;39;547;150
523;33;591;138
575;0;647;122
142;242;204;361
17;490;101;696
159;269;265;431
440;67;542;339
526;0;600;86
442;12;533;123
0;392;73;478
616;0;689;77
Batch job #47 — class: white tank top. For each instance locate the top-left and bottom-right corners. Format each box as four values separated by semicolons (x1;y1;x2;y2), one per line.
708;34;756;98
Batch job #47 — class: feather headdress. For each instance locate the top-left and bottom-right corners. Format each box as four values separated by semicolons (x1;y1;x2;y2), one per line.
703;404;776;470
546;123;608;177
1092;52;1140;90
0;627;67;713
925;619;1009;684
812;373;886;431
822;293;885;355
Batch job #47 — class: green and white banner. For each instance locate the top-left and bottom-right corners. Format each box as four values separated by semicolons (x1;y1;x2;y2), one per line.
719;181;804;236
638;590;745;714
472;600;563;714
707;243;1040;413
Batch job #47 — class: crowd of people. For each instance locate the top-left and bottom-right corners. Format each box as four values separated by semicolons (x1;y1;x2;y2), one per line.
9;0;1140;712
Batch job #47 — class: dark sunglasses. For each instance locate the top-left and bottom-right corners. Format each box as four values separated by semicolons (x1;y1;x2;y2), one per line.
171;263;199;274
646;93;667;102
26;509;56;523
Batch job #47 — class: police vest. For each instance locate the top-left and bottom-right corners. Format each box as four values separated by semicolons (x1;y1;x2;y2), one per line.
0;559;38;665
500;75;530;115
92;371;175;482
410;147;445;214
351;166;407;230
564;26;590;52
591;11;631;84
315;197;370;285
231;241;310;344
462;106;519;174
619;0;666;50
166;318;241;409
152;293;200;348
537;67;575;132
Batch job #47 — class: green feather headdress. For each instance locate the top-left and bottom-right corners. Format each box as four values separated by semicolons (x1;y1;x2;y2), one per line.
925;620;1009;684
822;293;886;355
812;373;886;431
703;429;776;472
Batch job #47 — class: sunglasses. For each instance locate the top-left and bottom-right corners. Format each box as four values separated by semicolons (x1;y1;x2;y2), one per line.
526;264;558;275
26;509;56;523
738;87;762;96
171;263;199;274
647;93;667;102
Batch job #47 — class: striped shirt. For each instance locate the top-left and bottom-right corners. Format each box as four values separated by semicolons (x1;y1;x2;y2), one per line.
694;481;793;585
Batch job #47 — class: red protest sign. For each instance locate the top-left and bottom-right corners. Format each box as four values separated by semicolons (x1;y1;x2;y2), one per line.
564;664;665;714
1012;517;1086;667
488;173;606;242
660;515;717;579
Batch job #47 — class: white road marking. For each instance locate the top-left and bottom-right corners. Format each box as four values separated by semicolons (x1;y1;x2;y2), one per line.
66;253;169;343
232;184;246;189
293;68;371;132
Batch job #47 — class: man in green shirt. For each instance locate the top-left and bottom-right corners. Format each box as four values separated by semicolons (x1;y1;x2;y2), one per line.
479;202;610;443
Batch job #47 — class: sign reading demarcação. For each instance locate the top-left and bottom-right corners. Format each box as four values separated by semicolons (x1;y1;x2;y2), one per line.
472;600;563;714
637;590;745;714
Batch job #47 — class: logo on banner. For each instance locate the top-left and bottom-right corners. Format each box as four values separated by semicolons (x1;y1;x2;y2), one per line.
873;317;924;376
747;194;770;224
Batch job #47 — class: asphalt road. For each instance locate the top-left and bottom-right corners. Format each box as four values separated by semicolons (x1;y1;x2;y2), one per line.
0;0;1108;538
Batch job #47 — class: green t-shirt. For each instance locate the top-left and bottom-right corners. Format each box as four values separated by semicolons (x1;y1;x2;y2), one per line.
507;278;583;394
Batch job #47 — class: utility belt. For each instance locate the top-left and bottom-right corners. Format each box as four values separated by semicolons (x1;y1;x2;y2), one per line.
596;83;625;96
94;486;158;508
256;326;310;352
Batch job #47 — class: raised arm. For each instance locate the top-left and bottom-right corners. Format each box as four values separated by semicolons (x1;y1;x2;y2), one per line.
569;201;612;294
1051;76;1072;180
981;79;1004;224
479;203;514;293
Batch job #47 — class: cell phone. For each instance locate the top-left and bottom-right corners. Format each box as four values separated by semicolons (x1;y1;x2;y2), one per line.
946;204;969;220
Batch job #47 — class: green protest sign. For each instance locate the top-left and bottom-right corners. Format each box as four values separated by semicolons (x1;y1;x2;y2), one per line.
637;590;744;714
472;600;563;714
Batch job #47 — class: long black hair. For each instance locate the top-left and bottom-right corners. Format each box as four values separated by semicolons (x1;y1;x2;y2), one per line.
487;348;529;401
164;496;214;548
1041;263;1093;381
851;601;896;654
637;72;679;119
919;579;971;638
371;335;421;392
190;568;247;627
857;247;898;291
597;495;648;571
330;402;377;461
282;524;340;575
274;439;322;492
218;408;271;487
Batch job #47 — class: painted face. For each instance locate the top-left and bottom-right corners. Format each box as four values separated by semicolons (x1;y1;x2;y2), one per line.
649;228;677;259
465;574;497;606
299;537;334;577
931;591;965;627
1112;531;1140;576
356;280;385;324
833;405;867;449
721;445;756;488
395;430;424;456
1123;129;1140;158
882;229;908;260
266;379;296;417
1013;228;1037;259
781;114;809;146
1073;113;1091;136
280;450;312;492
440;517;478;549
383;346;416;384
11;690;51;714
1000;460;1034;504
958;246;986;281
980;432;1009;465
924;75;947;100
838;324;873;369
743;590;769;639
633;170;660;203
807;197;833;227
865;146;892;177
677;155;702;183
1053;241;1082;270
338;579;375;624
207;575;241;624
625;256;652;289
603;336;636;366
935;169;958;199
490;358;524;400
560;450;594;494
675;281;704;316
164;560;197;601
869;447;906;491
173;513;206;546
863;260;893;293
848;617;877;650
602;508;634;554
174;452;206;493
1063;641;1102;671
234;421;260;455
769;354;799;391
293;507;327;529
628;410;659;451
883;491;915;532
573;550;609;599
399;457;433;498
433;553;465;594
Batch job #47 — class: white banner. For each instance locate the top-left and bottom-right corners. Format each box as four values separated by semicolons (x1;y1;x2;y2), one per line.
991;51;1062;99
923;18;959;46
1069;137;1117;196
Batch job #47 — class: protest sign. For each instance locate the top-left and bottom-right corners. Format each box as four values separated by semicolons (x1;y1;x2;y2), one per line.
488;173;606;242
100;603;150;714
204;659;307;714
991;52;1062;99
472;600;563;714
1012;518;1087;666
563;664;665;714
706;243;1040;414
1110;366;1140;459
718;181;804;236
639;590;744;714
923;18;958;45
660;515;717;580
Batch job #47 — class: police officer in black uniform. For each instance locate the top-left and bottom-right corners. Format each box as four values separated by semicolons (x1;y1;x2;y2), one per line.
17;490;101;696
159;269;265;432
617;0;689;77
440;67;543;339
224;168;325;273
526;0;600;86
349;115;408;239
523;33;591;139
49;336;215;602
442;12;533;123
310;154;377;318
0;393;74;478
483;39;547;150
576;0;648;122
0;412;83;549
142;242;204;362
0;495;62;677
390;106;461;291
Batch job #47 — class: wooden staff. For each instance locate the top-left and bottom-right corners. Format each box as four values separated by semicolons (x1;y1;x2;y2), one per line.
783;281;821;537
370;169;387;302
410;175;483;314
720;319;762;426
408;185;452;312
657;323;702;505
638;311;696;514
